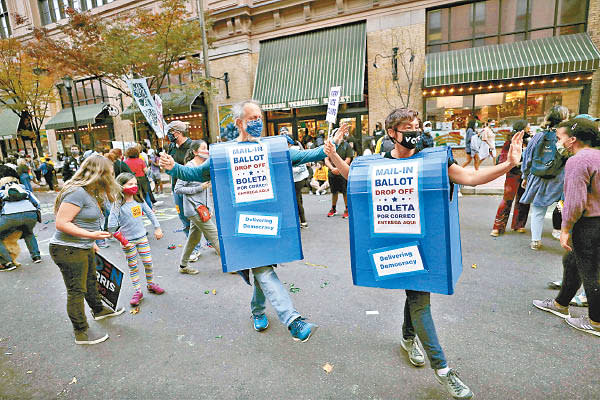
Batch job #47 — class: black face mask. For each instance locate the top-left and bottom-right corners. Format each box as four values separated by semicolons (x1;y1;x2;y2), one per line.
392;130;421;149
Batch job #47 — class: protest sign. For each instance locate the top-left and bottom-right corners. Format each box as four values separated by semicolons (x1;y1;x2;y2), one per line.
370;160;422;235
326;86;342;124
95;253;124;311
154;94;166;139
227;142;274;204
125;78;164;138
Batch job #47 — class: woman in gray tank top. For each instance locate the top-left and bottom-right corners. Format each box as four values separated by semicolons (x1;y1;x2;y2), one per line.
50;155;125;345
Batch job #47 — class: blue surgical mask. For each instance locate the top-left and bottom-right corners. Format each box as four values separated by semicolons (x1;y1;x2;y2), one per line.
167;132;177;143
246;119;263;137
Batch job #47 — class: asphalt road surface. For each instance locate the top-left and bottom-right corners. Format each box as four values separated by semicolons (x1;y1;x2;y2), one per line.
1;193;597;399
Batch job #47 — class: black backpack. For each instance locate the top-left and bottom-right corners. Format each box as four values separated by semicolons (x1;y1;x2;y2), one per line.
530;130;566;179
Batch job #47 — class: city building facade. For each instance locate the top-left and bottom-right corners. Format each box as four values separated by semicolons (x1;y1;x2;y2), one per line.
0;0;599;157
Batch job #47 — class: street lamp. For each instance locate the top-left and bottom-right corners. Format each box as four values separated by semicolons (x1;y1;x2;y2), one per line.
373;48;414;81
213;72;230;99
61;76;81;147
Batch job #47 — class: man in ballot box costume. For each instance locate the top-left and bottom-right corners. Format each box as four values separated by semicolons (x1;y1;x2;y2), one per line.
160;100;348;343
324;108;524;400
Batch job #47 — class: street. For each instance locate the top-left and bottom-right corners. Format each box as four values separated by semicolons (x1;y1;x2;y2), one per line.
0;193;598;400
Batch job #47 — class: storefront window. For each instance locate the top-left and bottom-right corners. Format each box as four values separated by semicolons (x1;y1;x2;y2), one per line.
526;88;581;125
188;117;205;140
474;91;525;127
361;115;369;136
425;95;474;130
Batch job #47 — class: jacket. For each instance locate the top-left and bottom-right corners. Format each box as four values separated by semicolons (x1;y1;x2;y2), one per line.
174;160;211;218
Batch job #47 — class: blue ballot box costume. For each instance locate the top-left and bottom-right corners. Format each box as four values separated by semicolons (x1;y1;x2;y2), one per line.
348;146;462;295
347;146;459;370
166;136;330;327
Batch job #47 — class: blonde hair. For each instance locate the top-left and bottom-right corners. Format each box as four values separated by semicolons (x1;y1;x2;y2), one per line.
54;154;119;213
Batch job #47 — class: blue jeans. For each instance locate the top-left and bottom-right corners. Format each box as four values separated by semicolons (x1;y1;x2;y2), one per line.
402;290;447;370
172;192;190;234
530;205;548;241
19;174;32;192
0;211;40;264
251;265;300;327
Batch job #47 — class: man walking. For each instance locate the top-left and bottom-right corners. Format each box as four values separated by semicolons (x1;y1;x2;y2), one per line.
62;145;81;183
324;135;353;218
160;100;347;342
165;121;203;268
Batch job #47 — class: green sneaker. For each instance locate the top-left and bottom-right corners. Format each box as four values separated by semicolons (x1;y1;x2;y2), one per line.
74;327;109;345
92;306;125;321
435;369;473;399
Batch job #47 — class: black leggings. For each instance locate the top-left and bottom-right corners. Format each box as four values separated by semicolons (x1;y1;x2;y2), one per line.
294;179;306;223
556;217;600;322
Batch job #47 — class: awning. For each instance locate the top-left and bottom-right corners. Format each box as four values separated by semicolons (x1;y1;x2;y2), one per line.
424;33;600;88
253;22;366;110
121;90;203;121
45;103;107;130
0;108;21;138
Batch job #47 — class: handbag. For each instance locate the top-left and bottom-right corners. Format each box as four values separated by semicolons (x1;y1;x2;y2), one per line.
196;204;211;222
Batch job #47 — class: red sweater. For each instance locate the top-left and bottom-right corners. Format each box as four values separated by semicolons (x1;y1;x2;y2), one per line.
562;148;600;231
125;157;146;177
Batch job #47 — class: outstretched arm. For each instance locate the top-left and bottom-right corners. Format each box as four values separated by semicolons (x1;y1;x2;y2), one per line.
160;154;211;182
290;124;349;165
449;131;524;186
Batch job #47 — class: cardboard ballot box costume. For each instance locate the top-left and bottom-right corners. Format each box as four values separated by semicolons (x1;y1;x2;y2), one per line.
347;147;462;295
210;136;303;272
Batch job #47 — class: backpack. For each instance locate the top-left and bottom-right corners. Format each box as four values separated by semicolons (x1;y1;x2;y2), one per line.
530;130;566;179
1;181;29;202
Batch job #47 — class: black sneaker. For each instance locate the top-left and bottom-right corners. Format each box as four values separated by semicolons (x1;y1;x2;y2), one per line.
32;256;42;264
91;306;125;321
0;262;17;271
74;327;109;345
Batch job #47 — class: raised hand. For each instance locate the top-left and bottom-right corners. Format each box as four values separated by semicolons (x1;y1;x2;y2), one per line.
324;140;336;157
159;153;175;171
332;123;349;145
507;131;524;166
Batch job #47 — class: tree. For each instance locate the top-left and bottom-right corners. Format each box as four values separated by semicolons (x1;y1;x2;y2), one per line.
33;0;212;101
372;27;425;111
0;38;59;154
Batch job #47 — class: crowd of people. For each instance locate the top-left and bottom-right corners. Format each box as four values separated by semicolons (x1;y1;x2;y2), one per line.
1;99;599;400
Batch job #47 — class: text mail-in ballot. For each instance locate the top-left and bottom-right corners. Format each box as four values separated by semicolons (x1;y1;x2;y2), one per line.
166;135;331;272
347;146;462;295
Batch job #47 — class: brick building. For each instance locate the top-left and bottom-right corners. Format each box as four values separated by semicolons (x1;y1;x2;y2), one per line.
1;0;599;157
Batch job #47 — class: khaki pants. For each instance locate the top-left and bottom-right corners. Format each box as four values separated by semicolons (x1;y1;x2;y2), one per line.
179;214;220;267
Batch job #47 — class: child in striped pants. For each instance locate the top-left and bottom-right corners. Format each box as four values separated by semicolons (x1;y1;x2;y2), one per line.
109;173;165;306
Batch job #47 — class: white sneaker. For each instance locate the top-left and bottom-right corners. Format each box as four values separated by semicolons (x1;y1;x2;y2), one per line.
188;250;201;263
435;369;473;399
552;229;561;240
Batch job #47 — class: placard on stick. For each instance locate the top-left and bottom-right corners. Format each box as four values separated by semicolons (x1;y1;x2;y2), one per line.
326;86;342;141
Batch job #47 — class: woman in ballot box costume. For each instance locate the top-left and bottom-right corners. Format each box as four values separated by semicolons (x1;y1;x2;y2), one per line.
160;100;349;343
324;108;524;400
